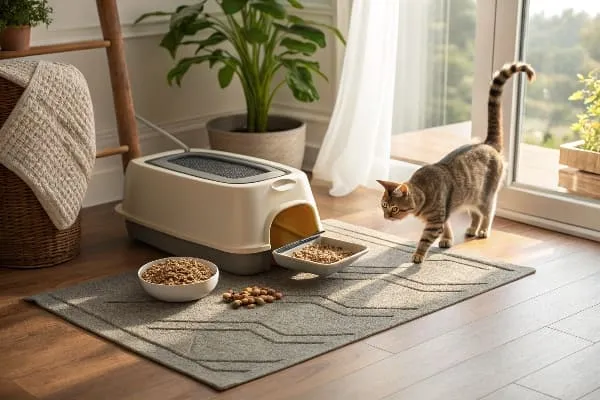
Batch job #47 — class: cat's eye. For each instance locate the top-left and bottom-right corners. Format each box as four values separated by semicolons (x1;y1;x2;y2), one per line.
381;201;388;208
391;206;399;213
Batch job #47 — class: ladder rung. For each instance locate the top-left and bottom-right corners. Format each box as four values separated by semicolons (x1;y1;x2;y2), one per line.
0;40;111;60
96;145;129;158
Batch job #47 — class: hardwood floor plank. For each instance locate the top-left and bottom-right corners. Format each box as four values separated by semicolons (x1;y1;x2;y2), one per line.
6;323;216;400
517;342;600;400
551;304;600;343
211;342;392;400
366;251;600;353
384;328;587;400
279;271;600;400
480;384;557;400
38;361;216;400
0;379;38;400
0;304;215;400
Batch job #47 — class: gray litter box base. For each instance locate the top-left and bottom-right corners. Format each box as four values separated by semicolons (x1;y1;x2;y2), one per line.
125;221;272;276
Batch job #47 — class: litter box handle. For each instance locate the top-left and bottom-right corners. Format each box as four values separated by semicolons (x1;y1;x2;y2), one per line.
270;178;297;192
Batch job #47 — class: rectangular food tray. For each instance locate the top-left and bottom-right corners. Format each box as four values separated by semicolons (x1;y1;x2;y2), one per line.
272;232;368;276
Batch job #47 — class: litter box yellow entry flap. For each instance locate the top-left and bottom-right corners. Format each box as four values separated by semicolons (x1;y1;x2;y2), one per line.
270;204;320;250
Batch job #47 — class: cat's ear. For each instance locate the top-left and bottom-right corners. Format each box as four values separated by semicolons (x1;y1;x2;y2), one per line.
399;183;410;195
376;180;400;194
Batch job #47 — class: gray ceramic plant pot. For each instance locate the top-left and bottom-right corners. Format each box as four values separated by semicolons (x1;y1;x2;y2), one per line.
206;114;306;170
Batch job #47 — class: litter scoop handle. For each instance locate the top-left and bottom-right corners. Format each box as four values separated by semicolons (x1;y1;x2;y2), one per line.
135;114;191;153
273;230;326;254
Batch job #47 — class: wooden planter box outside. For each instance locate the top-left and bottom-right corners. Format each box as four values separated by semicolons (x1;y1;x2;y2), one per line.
559;140;600;175
558;167;600;200
558;140;600;199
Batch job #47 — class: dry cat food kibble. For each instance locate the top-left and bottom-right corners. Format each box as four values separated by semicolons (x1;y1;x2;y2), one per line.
292;243;353;264
222;286;283;309
141;258;215;285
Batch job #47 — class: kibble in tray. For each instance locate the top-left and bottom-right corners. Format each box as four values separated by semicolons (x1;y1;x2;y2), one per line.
291;243;353;264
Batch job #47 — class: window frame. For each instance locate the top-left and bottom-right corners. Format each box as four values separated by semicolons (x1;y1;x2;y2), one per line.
472;0;600;240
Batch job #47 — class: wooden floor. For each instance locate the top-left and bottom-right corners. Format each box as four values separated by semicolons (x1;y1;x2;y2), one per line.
2;180;600;400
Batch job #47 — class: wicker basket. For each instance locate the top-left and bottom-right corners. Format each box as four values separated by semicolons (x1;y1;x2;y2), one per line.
0;76;81;268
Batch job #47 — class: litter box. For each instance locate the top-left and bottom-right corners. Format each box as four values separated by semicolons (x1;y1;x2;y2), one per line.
115;131;323;275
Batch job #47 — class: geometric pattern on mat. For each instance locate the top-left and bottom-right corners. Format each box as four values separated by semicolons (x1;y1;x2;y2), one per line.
26;219;536;390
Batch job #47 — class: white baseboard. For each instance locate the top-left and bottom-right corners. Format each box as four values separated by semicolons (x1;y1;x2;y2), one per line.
83;168;125;208
495;208;600;243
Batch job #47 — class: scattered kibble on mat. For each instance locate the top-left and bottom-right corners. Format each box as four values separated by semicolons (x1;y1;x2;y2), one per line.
292;243;353;264
222;286;283;309
141;258;214;285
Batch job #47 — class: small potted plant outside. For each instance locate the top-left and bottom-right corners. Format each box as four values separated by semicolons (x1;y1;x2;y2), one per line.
135;0;345;169
559;69;600;175
0;0;53;52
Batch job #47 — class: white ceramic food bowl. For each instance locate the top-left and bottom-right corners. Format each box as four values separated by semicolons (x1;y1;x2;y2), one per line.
137;257;219;302
272;233;368;276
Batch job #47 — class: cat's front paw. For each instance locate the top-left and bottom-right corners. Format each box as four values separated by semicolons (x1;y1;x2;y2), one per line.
412;253;425;263
439;238;453;248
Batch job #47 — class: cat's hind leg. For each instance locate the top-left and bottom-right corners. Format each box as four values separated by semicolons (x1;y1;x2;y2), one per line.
439;221;454;248
477;197;498;238
476;181;503;238
476;158;504;239
465;209;482;237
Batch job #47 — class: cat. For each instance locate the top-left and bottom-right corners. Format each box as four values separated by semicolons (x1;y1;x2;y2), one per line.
376;61;536;264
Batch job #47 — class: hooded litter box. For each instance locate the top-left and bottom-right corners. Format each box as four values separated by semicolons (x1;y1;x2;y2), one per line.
115;148;322;275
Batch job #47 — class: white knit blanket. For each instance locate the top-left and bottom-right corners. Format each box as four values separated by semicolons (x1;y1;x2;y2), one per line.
0;60;96;230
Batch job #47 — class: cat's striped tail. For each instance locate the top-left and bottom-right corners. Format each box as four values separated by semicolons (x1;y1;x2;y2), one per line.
485;62;536;152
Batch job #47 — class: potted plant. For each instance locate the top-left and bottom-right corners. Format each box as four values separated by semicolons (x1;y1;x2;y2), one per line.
559;69;600;173
135;0;345;169
0;0;53;52
558;69;600;198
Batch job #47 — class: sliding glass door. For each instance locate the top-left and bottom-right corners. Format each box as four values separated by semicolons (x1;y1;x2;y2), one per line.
472;0;600;238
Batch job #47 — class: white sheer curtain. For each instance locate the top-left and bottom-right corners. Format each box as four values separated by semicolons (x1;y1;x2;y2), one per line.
312;0;400;197
392;1;431;134
312;0;435;196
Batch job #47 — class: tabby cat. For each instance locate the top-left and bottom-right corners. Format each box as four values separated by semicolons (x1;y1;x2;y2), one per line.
377;61;536;264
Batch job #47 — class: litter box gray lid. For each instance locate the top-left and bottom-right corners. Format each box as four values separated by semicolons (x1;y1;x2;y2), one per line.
146;151;290;184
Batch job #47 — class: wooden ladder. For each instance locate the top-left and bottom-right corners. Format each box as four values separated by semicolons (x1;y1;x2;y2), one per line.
0;0;141;172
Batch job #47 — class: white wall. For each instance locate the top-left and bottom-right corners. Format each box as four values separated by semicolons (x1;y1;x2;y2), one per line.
27;0;343;207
